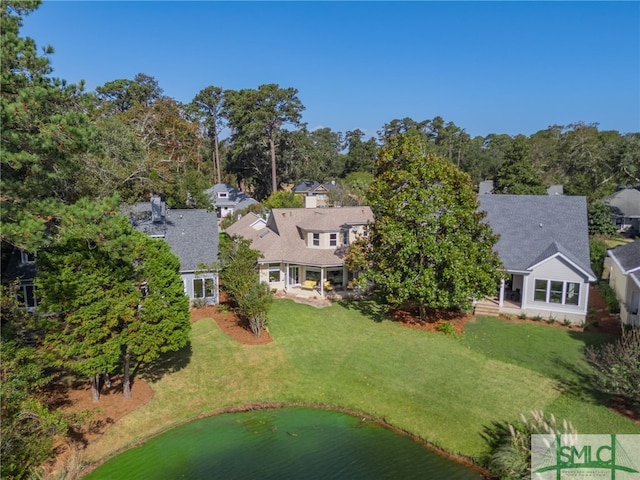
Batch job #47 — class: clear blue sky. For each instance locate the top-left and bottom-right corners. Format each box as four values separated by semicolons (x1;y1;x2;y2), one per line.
21;1;640;138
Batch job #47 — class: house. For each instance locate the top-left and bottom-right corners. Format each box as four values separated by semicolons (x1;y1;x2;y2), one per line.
3;249;38;312
602;187;640;233
123;196;219;305
224;205;373;296
477;195;596;324
204;183;259;219
292;180;336;208
607;240;640;326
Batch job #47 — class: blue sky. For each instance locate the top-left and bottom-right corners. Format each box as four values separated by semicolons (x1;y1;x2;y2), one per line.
21;1;640;138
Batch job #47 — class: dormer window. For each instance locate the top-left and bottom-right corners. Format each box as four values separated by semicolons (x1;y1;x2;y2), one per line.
329;233;337;247
21;250;36;263
218;192;228;198
341;230;349;246
312;233;320;247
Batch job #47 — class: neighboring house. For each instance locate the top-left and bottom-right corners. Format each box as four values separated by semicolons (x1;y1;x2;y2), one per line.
602;187;640;233
607;240;640;326
478;180;564;197
224;205;373;296
292;180;336;207
477;195;596;324
123;196;219;305
3;249;38;312
204;183;259;219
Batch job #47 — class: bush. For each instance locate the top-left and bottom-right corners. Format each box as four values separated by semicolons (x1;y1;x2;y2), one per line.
585;327;640;408
436;322;456;336
597;281;620;314
484;411;576;480
532;315;542;322
589;238;607;279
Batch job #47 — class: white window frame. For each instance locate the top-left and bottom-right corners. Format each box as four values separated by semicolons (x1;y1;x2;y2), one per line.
533;279;581;306
312;233;320;247
268;263;281;283
329;233;338;247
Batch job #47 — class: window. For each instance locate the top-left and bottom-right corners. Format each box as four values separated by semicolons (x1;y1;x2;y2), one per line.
312;233;320;247
193;278;205;298
218;192;228;198
204;278;216;297
341;230;349;246
21;250;36;263
565;282;580;305
549;281;563;303
534;279;581;306
268;263;281;283
16;283;37;309
329;233;337;247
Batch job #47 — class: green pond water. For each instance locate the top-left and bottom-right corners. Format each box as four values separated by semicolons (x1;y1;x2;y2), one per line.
85;407;484;479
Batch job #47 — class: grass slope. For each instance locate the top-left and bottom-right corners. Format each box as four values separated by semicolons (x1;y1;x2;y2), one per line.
83;300;640;467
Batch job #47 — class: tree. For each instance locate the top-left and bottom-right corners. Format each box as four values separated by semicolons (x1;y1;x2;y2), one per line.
189;85;225;184
94;72;164;116
262;191;303;209
1;0;93;250
121;233;190;398
0;284;67;479
218;234;272;336
585;328;640;409
361;132;503;320
344;129;378;175
587;202;617;237
493;136;546;195
224;84;305;194
36;198;139;402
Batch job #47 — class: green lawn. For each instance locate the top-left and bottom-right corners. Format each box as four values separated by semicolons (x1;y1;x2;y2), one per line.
82;300;639;469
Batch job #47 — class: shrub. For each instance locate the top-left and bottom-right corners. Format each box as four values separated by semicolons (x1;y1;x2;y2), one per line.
217;304;229;313
436;322;456;336
597;281;620;314
562;319;572;327
547;315;556;324
518;313;527;320
585;327;640;408
589;237;607;279
191;298;206;308
484;410;576;480
532;315;542;322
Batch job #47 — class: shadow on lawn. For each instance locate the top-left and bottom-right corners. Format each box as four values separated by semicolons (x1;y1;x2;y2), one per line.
140;341;193;382
337;296;388;323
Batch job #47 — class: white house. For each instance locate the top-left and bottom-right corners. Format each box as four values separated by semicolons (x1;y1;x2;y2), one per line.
607;240;640;327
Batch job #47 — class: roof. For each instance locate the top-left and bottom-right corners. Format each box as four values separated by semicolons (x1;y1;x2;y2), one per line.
204;183;259;209
608;240;640;273
603;187;640;218
292;180;336;194
225;206;373;266
124;202;219;273
478;195;595;279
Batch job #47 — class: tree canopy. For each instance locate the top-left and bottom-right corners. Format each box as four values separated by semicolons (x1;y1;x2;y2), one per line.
358;131;503;320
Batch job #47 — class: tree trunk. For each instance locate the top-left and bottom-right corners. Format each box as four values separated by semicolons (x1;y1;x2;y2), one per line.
419;304;427;322
103;373;112;389
269;135;277;194
214;131;221;185
91;373;101;403
123;349;132;399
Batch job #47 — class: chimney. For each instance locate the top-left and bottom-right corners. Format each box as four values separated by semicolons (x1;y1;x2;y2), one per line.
151;195;163;223
304;194;317;209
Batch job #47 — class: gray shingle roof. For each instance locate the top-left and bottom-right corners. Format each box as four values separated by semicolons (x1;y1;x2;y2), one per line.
204;183;259;209
603;187;640;217
124;203;219;273
478;195;595;278
608;240;640;273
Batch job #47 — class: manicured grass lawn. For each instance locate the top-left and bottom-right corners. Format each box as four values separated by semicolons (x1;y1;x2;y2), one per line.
83;300;640;468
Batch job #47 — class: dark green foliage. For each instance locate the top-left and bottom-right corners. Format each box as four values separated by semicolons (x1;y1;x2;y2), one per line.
1;284;67;479
218;233;272;336
493;137;546;195
1;0;93;250
363;131;503;319
585;328;640;407
587;202;617;236
597;281;620;314
436;322;456;336
589;238;607;279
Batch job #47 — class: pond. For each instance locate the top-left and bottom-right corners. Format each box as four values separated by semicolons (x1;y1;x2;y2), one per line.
84;407;485;479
